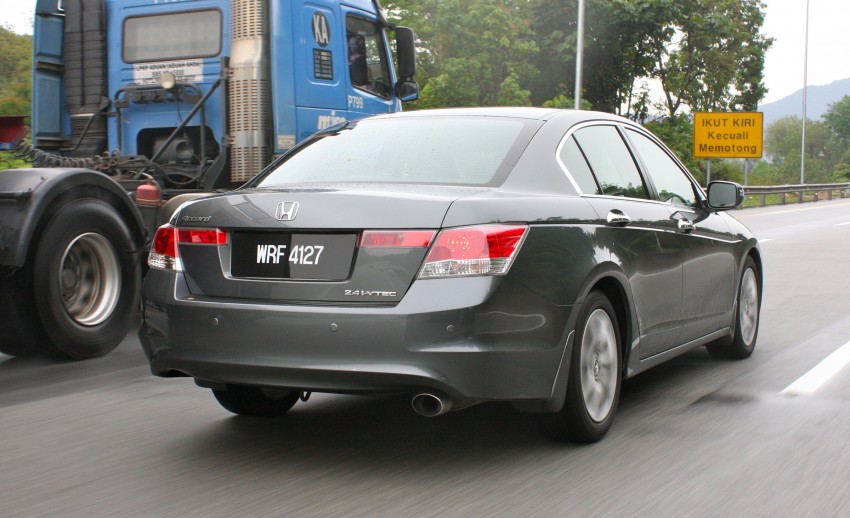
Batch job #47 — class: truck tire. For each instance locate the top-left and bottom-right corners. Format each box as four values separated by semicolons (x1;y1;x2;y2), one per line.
32;198;141;359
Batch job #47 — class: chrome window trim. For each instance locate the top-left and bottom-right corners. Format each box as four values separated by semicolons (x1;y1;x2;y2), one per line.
579;193;668;207
554;120;612;194
622;126;707;206
555;120;650;199
555;120;706;207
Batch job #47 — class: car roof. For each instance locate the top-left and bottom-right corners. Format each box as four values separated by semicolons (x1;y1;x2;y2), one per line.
370;107;630;125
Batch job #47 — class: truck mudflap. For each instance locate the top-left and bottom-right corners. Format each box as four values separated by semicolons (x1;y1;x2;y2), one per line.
0;167;147;359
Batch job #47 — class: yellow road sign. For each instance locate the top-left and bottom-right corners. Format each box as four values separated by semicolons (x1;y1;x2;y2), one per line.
694;112;763;158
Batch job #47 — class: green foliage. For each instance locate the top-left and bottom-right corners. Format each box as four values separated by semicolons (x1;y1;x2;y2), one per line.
704;160;744;184
760;116;834;184
541;94;591;111
752;100;850;185
526;0;660;114
821;96;850;179
646;0;772;118
389;0;771;120
0;26;32;117
823;96;850;141
387;0;538;108
645;116;702;180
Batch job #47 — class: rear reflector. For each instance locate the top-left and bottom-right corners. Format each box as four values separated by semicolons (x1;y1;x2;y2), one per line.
418;225;528;278
360;230;435;248
148;224;227;270
177;228;228;245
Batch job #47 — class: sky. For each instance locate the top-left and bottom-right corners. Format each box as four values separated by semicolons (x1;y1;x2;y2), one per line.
1;0;848;105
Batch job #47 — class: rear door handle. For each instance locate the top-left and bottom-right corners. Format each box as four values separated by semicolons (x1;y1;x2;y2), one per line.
606;210;631;226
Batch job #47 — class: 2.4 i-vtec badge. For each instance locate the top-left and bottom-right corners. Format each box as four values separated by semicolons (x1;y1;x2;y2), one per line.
344;290;397;297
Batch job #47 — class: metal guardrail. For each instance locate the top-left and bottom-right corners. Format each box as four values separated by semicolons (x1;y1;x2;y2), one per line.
742;183;850;207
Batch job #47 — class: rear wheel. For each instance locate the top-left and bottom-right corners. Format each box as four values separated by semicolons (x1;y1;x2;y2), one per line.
32;198;141;359
707;256;760;359
537;290;622;443
212;385;300;417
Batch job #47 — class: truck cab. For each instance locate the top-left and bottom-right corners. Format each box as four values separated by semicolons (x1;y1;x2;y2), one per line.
32;0;417;186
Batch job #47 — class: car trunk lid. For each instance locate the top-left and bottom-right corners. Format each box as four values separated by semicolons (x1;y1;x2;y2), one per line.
173;185;486;304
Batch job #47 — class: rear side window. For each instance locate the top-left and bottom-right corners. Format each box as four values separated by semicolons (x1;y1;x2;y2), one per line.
255;117;538;187
558;136;601;194
124;10;222;63
572;125;648;199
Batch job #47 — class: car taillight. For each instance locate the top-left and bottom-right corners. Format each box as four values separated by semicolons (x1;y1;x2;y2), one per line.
418;225;528;278
177;228;228;245
148;225;228;270
360;230;436;248
149;225;178;270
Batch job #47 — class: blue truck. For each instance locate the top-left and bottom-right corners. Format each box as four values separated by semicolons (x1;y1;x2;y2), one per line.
0;0;417;359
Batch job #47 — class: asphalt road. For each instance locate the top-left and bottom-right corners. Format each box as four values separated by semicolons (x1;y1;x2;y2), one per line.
3;200;850;517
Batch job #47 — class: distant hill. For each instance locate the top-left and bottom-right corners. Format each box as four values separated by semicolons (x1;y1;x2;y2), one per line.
759;78;850;126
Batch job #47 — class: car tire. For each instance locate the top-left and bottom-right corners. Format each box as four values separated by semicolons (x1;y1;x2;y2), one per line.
212;385;300;417
32;198;141;360
537;290;622;443
707;256;760;360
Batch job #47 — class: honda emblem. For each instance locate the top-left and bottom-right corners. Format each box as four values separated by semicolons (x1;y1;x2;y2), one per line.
275;201;299;221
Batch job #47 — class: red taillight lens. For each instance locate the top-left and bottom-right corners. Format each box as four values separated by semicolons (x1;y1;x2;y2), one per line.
419;225;528;278
360;230;436;248
152;225;177;257
177;228;228;245
148;225;227;270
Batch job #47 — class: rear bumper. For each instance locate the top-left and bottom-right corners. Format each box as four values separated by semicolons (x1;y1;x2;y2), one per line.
139;270;573;403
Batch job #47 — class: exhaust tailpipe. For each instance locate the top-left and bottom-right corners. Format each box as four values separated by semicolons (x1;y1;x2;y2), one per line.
411;392;453;417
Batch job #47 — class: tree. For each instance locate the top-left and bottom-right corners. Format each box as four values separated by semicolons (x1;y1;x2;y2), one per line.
645;116;701;179
387;0;771;123
646;0;772;117
821;96;850;180
823;96;850;140
0;25;32;117
387;0;538;108
763;116;833;184
527;0;661;115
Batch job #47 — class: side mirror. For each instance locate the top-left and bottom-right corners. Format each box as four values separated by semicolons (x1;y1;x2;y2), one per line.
395;27;416;80
707;181;745;210
395;81;419;102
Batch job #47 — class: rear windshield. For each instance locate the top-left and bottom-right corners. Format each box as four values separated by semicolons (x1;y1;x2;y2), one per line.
123;10;222;63
252;117;538;187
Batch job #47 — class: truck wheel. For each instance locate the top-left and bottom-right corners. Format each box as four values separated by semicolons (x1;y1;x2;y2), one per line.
32;198;141;359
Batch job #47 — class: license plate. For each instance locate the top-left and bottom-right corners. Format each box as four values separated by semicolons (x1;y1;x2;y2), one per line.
230;232;356;280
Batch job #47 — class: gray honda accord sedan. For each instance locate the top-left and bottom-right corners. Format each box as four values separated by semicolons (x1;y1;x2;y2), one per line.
139;107;762;442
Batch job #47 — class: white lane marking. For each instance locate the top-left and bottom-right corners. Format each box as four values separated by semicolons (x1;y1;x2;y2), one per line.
737;200;850;219
780;341;850;396
837;221;850;226
758;238;774;243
